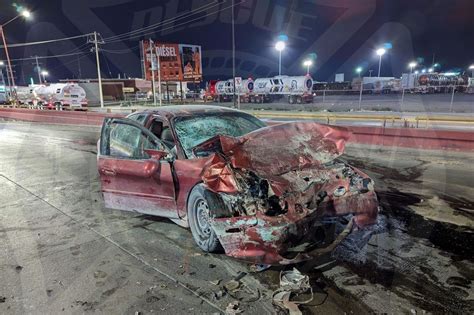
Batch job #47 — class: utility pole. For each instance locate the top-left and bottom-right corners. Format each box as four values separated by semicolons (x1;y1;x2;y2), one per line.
77;55;82;79
0;25;14;98
149;39;157;105
155;45;162;106
35;56;42;84
231;0;236;108
89;32;104;108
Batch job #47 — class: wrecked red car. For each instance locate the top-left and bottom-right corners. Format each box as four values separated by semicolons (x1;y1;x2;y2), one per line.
97;105;379;265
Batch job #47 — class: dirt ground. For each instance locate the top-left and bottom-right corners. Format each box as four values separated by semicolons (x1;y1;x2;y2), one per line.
0;121;472;314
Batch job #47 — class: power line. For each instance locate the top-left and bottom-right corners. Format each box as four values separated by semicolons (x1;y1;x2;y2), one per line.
104;0;244;44
102;0;223;43
0;33;93;49
101;45;140;54
9;51;90;62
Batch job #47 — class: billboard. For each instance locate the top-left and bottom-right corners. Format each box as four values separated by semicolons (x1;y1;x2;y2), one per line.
179;44;202;81
141;40;202;82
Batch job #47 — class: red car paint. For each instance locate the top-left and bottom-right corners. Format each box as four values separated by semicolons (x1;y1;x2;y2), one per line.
97;105;379;265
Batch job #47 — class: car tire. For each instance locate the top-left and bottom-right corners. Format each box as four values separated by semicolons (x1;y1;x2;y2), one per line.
187;184;221;253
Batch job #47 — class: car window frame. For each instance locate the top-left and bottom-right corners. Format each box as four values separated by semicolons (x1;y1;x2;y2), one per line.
100;117;171;160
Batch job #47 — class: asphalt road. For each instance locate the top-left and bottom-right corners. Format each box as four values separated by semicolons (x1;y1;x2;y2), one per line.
0;121;472;314
205;93;474;114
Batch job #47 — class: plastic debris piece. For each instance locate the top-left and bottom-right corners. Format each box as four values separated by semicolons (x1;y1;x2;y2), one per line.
224;279;241;292
209;279;221;286
273;291;302;315
225;301;243;315
272;268;313;314
250;264;271;272
280;268;310;293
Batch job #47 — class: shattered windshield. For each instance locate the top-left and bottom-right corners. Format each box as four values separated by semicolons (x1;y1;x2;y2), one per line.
174;112;266;157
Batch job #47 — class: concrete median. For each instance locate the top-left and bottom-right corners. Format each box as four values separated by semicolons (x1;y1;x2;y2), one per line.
0;108;123;126
1;108;472;151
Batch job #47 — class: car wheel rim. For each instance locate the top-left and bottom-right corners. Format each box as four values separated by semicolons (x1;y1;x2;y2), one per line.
194;198;212;239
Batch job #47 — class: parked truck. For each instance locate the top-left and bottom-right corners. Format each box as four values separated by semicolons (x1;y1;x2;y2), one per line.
208;75;313;104
15;83;88;110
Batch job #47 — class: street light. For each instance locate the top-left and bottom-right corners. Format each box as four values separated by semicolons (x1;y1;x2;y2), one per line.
408;62;417;74
303;59;312;75
428;68;434;73
414;70;419;74
41;70;49;83
275;40;286;76
0;60;6;87
355;67;363;77
376;48;386;77
1;8;32;95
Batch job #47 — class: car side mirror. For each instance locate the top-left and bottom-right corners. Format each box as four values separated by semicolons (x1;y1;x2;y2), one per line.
145;149;168;160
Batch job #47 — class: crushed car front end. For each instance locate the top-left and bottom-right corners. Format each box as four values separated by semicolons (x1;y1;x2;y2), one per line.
193;121;380;265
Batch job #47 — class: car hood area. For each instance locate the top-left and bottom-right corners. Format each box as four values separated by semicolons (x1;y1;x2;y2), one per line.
194;121;350;178
192;122;379;265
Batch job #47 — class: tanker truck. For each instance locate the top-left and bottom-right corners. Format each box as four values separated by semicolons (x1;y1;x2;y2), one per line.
209;75;313;104
252;75;313;104
15;83;87;110
33;83;88;110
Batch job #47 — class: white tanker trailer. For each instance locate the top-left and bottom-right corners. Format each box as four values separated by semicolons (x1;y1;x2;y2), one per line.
15;83;88;110
33;83;88;110
212;75;313;104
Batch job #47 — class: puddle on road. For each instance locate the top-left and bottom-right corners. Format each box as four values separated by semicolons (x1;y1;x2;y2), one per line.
324;188;474;313
378;189;473;258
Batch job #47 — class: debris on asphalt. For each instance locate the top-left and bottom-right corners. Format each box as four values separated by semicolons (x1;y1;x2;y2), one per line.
213;289;225;300
0;296;6;303
15;265;23;272
224;280;241;292
249;264;271;272
225;301;243;315
234;272;247;281
209;279;221;286
208;263;216;268
272;268;313;315
280;268;310;292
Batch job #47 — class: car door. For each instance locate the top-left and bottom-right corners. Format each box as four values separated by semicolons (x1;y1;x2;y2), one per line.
98;117;178;218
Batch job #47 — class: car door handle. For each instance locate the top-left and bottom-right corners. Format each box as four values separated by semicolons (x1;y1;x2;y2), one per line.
102;168;116;176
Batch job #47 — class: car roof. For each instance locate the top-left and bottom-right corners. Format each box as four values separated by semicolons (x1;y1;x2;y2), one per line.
136;105;246;118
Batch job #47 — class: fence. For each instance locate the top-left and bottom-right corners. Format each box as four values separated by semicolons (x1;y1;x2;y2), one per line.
310;85;473;113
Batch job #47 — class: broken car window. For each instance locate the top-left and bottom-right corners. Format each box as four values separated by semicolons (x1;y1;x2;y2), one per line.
109;122;163;159
174;113;266;157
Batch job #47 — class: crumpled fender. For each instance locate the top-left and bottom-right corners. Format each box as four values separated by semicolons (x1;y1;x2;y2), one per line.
201;153;239;194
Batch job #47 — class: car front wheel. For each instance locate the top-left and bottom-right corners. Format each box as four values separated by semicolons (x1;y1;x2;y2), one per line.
187;185;221;252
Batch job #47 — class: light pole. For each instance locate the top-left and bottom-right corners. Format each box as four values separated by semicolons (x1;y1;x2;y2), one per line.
469;65;474;78
303;59;312;75
41;70;49;83
356;67;363;77
376;48;386;77
275;41;285;76
408;62;417;74
1;9;31;97
0;60;5;86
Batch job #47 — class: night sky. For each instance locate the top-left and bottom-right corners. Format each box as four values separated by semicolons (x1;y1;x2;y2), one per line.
1;0;473;86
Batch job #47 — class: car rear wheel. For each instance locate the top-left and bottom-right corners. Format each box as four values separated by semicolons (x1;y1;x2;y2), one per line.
188;185;221;252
